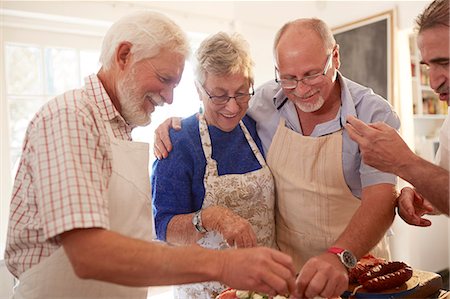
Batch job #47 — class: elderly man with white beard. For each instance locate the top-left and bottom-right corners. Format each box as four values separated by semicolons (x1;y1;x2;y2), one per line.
4;11;297;299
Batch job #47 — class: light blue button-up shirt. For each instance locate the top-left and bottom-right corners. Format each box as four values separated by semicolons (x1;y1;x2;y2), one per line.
248;73;400;198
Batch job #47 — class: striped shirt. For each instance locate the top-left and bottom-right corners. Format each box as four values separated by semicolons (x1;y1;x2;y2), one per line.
5;74;132;278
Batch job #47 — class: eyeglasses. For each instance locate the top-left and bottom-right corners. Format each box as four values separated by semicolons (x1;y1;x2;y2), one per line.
201;84;255;105
275;53;333;89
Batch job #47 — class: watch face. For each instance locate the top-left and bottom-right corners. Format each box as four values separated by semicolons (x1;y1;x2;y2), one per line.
342;251;357;268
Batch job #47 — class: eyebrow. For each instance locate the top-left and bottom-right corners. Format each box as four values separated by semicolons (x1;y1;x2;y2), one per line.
420;57;449;65
210;83;248;93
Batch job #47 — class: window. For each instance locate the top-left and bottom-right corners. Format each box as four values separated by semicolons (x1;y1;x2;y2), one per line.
5;43;101;172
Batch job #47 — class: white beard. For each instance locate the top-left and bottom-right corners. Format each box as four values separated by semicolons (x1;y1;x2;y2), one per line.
117;72;164;127
295;95;325;113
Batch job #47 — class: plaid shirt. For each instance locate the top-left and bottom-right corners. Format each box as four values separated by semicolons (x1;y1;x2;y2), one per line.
5;74;133;278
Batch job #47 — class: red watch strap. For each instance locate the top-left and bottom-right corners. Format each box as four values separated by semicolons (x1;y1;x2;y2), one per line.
327;247;345;254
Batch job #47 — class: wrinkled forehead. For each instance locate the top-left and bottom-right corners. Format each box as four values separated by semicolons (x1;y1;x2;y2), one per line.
417;26;450;62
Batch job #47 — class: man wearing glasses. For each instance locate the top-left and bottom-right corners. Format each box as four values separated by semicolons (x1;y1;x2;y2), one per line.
248;18;400;298
153;18;400;299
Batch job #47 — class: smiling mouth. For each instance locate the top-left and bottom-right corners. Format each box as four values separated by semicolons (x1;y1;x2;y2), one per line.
147;95;164;107
297;90;320;101
221;113;238;118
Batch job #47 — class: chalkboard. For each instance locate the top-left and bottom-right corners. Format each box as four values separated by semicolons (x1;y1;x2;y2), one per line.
333;11;394;103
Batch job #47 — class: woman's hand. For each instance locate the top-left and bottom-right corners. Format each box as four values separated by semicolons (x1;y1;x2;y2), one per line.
203;206;257;248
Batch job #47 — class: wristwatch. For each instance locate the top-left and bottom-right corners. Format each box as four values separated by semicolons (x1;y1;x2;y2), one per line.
192;210;208;233
327;247;357;269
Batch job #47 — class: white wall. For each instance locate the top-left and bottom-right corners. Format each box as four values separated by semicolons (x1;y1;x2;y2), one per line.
1;0;448;274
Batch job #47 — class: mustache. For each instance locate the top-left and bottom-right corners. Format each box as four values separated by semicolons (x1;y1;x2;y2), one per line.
146;93;165;106
292;89;319;99
435;83;449;94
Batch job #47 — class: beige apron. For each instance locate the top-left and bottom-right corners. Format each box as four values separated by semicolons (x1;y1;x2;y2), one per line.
13;121;153;299
267;119;389;271
175;115;276;299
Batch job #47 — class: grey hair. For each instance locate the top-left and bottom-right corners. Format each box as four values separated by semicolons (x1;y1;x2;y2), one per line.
273;18;336;57
194;32;254;85
99;11;190;70
415;0;449;33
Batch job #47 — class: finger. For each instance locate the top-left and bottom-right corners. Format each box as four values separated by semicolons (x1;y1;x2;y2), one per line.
271;251;297;276
153;147;162;160
296;265;317;298
153;132;170;158
345;123;366;145
303;273;326;299
418;218;432;227
346;115;373;135
246;229;257;248
261;270;289;297
171;117;182;130
368;121;393;131
259;252;296;296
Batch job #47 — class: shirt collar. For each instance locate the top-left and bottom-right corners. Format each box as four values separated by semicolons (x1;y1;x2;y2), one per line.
338;72;358;123
84;74;131;126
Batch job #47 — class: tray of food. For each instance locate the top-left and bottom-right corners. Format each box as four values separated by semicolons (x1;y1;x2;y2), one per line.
216;289;288;299
342;255;419;298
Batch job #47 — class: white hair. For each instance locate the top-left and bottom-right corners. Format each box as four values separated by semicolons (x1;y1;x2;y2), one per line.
194;32;254;85
100;11;190;70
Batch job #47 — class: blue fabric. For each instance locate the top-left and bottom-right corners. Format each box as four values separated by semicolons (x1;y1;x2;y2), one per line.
151;114;264;241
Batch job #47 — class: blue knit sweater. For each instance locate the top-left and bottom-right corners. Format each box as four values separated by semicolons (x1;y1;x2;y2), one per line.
151;114;264;241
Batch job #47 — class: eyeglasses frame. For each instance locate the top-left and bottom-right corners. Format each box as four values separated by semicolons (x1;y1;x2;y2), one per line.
274;51;334;89
200;83;255;105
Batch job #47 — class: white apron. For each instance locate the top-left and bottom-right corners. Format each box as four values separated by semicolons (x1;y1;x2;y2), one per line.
175;115;276;299
13;121;153;299
266;119;390;271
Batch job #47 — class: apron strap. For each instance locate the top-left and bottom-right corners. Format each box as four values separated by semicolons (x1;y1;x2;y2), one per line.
199;114;268;176
199;114;219;176
238;121;267;167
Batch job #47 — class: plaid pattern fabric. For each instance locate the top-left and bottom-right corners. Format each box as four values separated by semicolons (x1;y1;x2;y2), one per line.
5;74;132;278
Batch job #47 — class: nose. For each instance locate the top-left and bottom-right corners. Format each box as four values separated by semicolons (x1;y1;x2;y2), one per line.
160;86;174;104
225;97;241;113
293;80;312;95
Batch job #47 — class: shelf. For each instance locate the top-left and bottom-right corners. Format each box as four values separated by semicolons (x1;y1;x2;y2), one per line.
421;86;435;92
413;114;447;120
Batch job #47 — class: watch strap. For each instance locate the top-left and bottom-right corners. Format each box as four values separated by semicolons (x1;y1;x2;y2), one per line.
192;210;208;233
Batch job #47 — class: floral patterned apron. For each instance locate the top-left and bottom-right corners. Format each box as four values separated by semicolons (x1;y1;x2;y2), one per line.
175;115;276;299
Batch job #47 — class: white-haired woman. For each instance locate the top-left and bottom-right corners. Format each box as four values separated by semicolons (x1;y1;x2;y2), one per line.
152;32;276;299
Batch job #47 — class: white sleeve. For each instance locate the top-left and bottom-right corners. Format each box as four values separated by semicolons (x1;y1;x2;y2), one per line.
435;112;450;171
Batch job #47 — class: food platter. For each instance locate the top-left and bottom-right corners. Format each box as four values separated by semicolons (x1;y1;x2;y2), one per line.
342;275;420;298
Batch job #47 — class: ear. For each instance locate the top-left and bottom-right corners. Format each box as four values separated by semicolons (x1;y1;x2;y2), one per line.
115;42;133;70
334;44;341;70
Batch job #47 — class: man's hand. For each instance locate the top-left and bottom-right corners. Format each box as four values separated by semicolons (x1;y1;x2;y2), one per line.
219;247;298;297
153;117;182;159
295;253;348;298
345;115;414;174
203;206;257;248
397;187;435;227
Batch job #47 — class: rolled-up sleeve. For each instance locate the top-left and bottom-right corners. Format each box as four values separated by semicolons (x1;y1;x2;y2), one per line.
151;129;199;241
